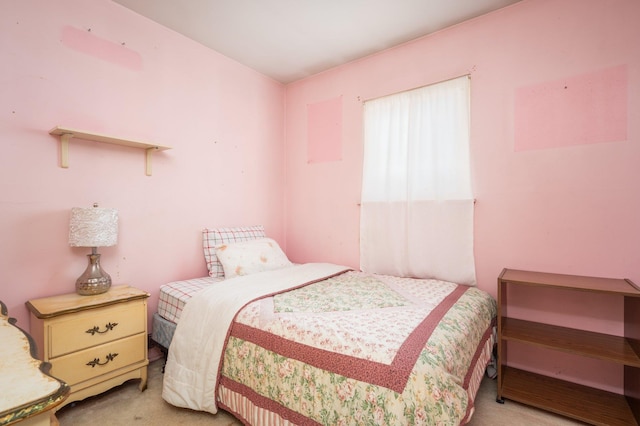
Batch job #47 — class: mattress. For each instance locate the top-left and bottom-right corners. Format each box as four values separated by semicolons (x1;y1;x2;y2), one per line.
152;276;222;350
157;276;222;323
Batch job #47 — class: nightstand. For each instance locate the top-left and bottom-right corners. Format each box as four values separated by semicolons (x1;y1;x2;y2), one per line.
26;286;149;410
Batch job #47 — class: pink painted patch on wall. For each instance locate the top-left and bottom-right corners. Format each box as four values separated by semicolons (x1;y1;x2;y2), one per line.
61;26;143;71
514;64;627;151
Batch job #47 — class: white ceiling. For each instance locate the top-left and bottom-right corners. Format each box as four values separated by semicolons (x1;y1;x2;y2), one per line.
112;0;522;84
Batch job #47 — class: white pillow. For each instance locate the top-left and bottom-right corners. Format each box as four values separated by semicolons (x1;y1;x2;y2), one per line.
215;238;292;278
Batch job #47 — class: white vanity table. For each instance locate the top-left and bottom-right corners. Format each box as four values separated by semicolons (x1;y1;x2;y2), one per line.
0;302;69;426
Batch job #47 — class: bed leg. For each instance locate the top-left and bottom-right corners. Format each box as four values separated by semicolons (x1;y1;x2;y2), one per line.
159;345;168;373
149;336;169;373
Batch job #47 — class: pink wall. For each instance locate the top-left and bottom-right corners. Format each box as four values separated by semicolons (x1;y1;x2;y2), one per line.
284;0;640;391
3;0;639;394
0;0;286;328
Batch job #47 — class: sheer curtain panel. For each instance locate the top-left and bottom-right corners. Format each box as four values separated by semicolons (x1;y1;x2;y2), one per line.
360;76;476;285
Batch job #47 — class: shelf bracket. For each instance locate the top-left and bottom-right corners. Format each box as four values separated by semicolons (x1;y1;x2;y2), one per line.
145;147;158;177
60;133;72;168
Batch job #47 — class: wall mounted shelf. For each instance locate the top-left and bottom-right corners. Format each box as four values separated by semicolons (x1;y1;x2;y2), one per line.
49;126;172;176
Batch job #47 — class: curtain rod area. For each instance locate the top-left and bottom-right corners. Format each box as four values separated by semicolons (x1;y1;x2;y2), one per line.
361;73;471;104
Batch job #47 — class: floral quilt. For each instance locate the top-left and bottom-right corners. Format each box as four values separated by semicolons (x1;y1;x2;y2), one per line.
218;270;496;425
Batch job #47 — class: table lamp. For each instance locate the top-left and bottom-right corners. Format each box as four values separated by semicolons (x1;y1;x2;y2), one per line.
69;203;118;295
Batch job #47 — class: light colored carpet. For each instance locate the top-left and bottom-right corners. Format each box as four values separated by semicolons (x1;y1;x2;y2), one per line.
56;359;584;425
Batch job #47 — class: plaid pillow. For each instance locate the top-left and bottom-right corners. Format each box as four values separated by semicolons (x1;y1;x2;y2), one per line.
202;225;265;277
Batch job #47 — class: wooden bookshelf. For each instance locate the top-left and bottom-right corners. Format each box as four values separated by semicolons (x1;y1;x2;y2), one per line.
497;268;640;426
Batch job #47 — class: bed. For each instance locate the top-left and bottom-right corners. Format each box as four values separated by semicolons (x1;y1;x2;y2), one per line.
155;226;497;425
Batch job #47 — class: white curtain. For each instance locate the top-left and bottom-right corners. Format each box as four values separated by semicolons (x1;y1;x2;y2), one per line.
360;76;476;285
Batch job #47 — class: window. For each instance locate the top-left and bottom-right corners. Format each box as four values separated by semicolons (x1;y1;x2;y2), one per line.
360;76;476;284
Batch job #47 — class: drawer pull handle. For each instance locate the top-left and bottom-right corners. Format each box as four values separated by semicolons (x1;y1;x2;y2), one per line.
87;352;119;367
86;322;119;335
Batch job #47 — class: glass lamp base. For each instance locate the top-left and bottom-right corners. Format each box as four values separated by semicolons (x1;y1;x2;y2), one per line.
76;253;112;295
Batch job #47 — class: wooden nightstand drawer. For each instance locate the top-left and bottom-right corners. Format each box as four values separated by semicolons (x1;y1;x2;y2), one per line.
50;333;147;386
48;300;145;357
